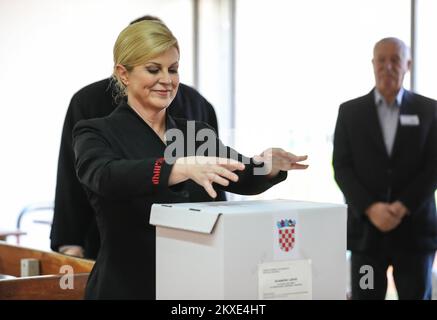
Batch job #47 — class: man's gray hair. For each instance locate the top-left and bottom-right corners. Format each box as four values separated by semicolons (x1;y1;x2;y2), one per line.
374;37;411;60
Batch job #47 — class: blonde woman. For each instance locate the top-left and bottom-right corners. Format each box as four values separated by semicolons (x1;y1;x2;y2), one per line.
74;20;308;299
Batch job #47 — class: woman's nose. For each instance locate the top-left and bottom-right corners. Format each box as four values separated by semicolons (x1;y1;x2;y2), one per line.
159;72;172;84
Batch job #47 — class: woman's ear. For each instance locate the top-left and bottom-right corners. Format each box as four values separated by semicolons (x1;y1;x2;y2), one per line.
115;64;129;86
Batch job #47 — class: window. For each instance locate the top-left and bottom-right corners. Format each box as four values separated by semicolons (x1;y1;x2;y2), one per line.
415;0;437;99
234;0;410;202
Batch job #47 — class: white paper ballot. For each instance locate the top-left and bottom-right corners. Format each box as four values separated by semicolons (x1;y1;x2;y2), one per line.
258;259;312;300
400;114;420;126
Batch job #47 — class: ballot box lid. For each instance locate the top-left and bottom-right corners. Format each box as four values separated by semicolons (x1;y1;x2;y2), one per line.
149;199;345;234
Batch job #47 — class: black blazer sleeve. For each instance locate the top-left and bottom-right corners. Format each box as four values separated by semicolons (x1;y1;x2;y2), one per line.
195;122;287;195
333;104;375;218
217;149;287;195
73;119;175;199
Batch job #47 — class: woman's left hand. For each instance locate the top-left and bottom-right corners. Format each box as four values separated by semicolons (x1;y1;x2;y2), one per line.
253;148;308;179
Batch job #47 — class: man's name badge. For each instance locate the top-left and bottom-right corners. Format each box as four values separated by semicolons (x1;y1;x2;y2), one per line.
400;114;420;126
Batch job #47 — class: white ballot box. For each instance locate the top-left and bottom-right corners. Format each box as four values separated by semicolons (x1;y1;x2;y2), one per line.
149;199;347;300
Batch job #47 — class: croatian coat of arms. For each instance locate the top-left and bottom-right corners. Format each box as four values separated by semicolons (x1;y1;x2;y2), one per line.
276;219;296;252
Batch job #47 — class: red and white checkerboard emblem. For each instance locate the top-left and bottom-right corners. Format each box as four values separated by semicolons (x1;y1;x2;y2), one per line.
277;219;296;252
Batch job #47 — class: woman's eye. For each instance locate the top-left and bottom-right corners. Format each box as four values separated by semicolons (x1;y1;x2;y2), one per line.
169;68;178;74
146;68;159;74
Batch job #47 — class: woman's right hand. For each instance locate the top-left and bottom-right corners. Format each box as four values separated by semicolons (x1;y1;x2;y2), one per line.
169;156;245;198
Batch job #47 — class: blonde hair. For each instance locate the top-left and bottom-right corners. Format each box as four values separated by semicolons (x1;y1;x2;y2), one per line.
112;20;179;100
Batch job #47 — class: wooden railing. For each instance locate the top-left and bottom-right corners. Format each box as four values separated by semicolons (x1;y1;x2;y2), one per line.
0;241;94;300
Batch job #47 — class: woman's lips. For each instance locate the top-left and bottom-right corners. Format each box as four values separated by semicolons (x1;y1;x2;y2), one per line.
153;90;171;96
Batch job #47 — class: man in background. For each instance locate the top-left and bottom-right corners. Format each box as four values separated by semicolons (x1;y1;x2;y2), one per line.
333;37;437;299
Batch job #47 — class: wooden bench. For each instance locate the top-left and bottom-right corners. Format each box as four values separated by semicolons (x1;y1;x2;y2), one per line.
0;241;94;300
